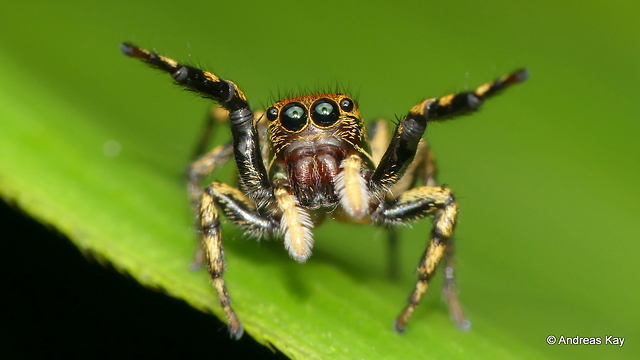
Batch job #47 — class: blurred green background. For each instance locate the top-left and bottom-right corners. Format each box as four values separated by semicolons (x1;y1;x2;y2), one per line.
1;0;638;359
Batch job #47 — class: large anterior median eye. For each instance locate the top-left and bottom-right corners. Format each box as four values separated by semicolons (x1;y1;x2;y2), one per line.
311;99;339;127
281;103;307;131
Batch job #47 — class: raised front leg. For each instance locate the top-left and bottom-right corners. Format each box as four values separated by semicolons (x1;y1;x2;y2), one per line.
121;43;274;206
370;69;528;193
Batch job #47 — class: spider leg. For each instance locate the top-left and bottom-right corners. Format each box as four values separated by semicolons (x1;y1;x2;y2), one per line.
442;237;470;330
389;140;438;196
254;110;270;171
372;185;459;333
199;187;241;339
370;69;528;193
200;181;278;339
369;120;399;279
368;119;392;167
188;108;269;210
192;106;230;160
369;120;439;280
385;227;400;280
371;71;527;331
188;142;233;269
419;141;438;187
404;145;469;330
121;43;274;206
188;109;235;212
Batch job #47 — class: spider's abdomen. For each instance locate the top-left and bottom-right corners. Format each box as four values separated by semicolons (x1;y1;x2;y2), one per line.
283;143;347;209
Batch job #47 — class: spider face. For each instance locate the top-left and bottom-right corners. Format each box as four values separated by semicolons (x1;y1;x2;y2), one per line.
266;94;374;210
121;42;527;340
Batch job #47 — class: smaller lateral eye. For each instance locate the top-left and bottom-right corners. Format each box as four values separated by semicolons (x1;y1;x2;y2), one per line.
339;98;354;112
266;107;278;121
280;103;307;131
311;99;339;127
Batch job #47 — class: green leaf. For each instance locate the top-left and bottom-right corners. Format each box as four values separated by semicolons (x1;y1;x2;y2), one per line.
1;1;638;359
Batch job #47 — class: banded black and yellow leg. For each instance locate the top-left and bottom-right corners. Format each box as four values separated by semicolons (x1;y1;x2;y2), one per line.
369;120;402;279
370;119;440;190
422;69;529;121
371;69;527;193
121;43;273;205
200;182;278;339
191;107;269;171
373;186;458;333
369;119;439;279
188;108;269;211
199;188;243;339
209;182;278;237
188;143;235;269
189;142;234;211
188;107;234;269
188;143;233;269
390;140;442;280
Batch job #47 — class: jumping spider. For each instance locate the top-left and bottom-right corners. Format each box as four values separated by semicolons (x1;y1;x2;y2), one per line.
121;42;527;339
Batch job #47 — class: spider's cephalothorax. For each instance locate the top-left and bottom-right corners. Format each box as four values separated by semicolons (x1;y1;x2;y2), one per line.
121;42;527;340
266;94;374;213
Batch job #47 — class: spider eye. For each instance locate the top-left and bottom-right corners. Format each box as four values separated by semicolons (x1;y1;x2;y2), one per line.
266;107;278;121
339;98;354;112
311;99;339;127
281;103;307;131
